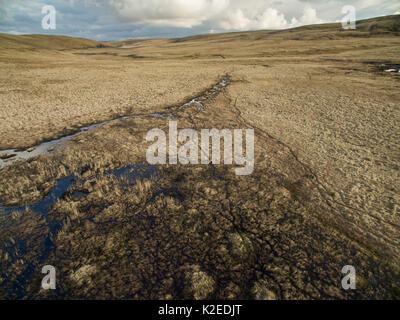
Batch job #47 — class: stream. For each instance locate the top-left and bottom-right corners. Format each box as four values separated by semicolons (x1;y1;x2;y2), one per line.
0;75;230;215
0;163;158;217
0;76;230;170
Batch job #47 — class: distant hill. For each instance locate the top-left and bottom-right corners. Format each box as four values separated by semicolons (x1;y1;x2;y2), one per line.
0;33;102;50
98;14;399;61
1;15;398;51
165;15;400;43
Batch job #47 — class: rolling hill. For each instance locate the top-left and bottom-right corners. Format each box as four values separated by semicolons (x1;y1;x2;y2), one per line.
0;33;102;50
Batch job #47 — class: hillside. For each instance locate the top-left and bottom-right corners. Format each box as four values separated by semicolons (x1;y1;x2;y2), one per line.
109;15;400;48
0;33;102;50
1;15;398;52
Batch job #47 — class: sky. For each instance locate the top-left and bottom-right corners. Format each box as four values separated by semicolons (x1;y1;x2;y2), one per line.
0;0;399;40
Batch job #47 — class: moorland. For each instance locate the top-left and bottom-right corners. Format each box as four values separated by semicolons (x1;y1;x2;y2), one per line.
0;15;399;299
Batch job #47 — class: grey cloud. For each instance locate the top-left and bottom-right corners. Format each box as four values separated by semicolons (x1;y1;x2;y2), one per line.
0;0;399;40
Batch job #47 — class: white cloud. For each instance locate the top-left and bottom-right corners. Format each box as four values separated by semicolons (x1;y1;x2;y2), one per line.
108;0;229;28
107;0;327;30
299;7;323;25
218;8;289;30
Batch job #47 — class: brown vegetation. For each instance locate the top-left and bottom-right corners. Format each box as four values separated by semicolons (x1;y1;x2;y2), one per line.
0;15;399;299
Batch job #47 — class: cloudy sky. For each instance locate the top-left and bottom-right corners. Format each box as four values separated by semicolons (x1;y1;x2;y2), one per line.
0;0;399;40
